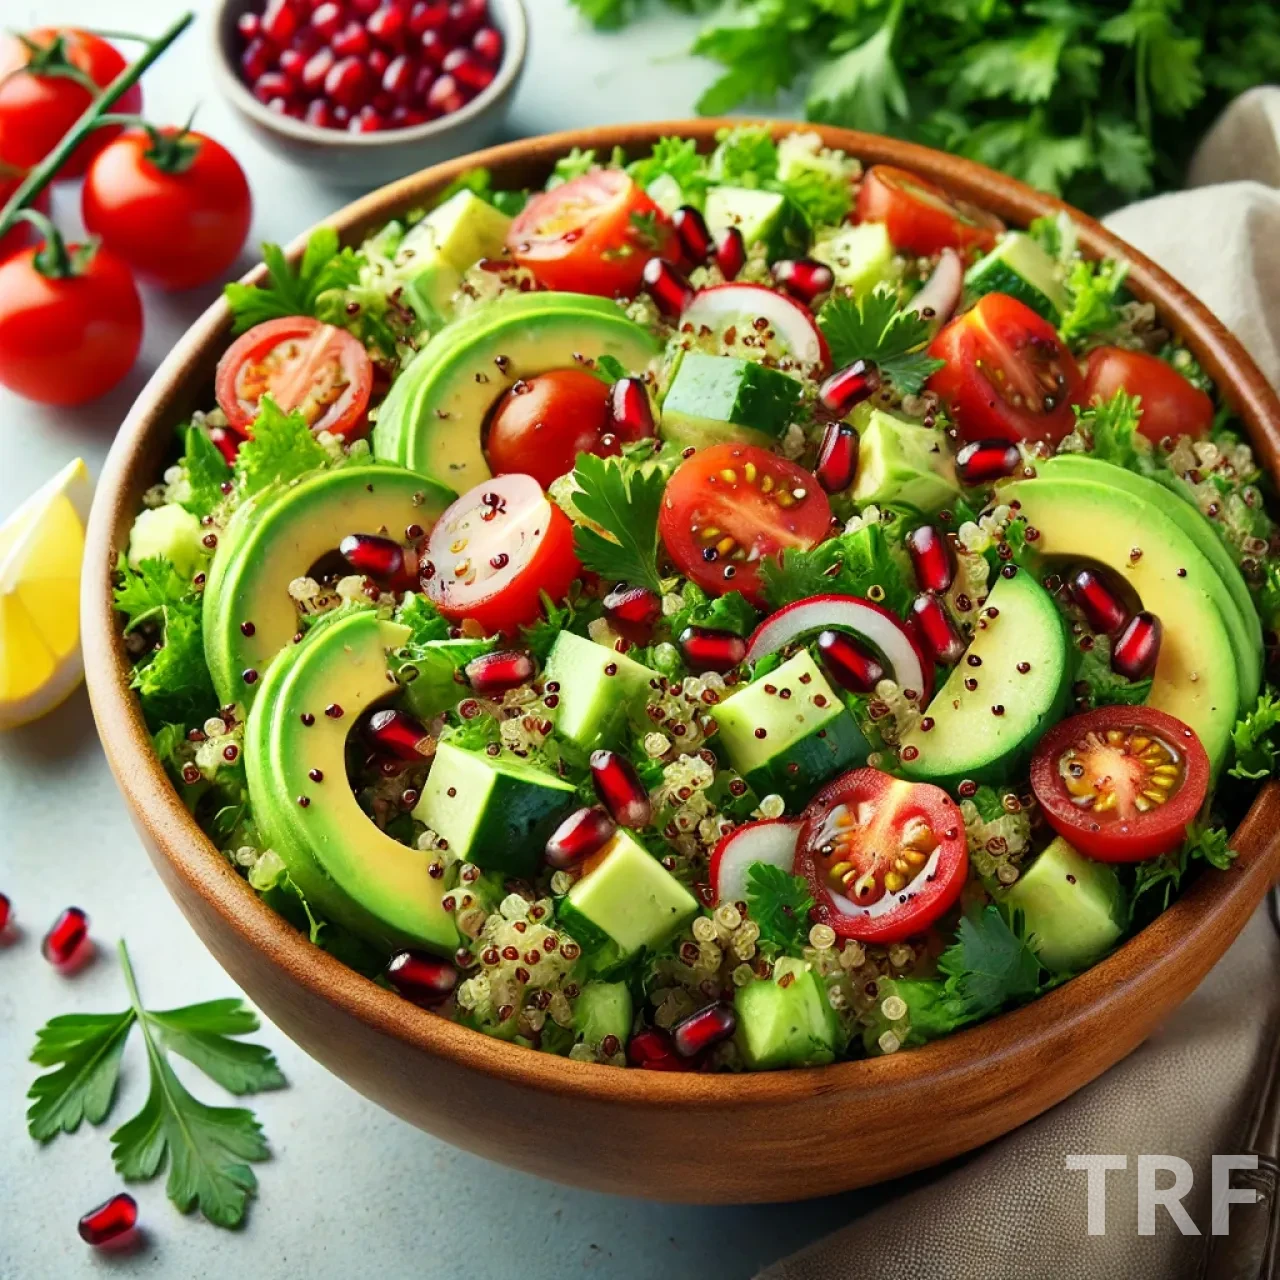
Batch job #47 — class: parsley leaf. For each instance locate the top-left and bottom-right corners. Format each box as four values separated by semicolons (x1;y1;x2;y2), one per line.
570;452;666;594
745;862;814;952
224;227;362;334
1130;820;1236;922
176;424;232;520
1074;636;1153;709
147;1000;287;1097
520;586;604;663
1069;388;1149;469
27;1010;136;1142
1229;691;1280;781
760;522;912;615
233;395;330;498
668;583;759;639
936;904;1043;1021
549;146;598;187
816;288;943;395
807;11;909;136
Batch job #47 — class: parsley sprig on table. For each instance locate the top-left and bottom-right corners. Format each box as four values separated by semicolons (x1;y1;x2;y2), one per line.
816;289;943;396
569;452;667;594
27;941;284;1229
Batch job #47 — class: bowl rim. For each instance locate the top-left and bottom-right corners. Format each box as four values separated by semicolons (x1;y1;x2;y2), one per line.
83;119;1280;1113
208;0;528;148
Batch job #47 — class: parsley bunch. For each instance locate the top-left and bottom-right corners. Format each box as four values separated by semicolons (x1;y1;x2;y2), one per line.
816;288;944;395
28;942;284;1229
571;0;1280;211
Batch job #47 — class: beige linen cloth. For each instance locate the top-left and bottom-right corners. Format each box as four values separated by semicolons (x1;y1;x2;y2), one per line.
761;88;1280;1280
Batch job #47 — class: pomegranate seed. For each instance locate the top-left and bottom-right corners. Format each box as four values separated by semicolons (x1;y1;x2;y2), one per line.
78;1193;137;1247
817;629;885;694
426;73;466;115
292;22;325;56
208;426;240;464
419;28;448;67
672;205;713;263
262;0;300;44
383;52;416;98
441;48;493;92
278;47;306;82
465;649;534;693
814;421;858;493
241;37;274;81
364;708;433;760
331;20;371;56
412;62;437;98
410;1;450;34
310;0;344;39
672;1002;736;1057
1069;567;1129;636
351;0;381;14
302;46;335;92
713;226;746;280
367;4;407;45
590;750;652;828
42;907;89;967
472;26;503;63
386;951;458;1007
237;12;262;40
956;439;1021;486
679;626;745;674
325;55;369;108
607;376;655;441
391;104;429;127
604;584;661;626
339;532;416;589
545;806;616;869
773;258;834;305
448;0;487;36
911;593;966;666
252;71;294;105
305;98;336;128
642;258;693;317
368;48;391;79
627;1027;688;1070
1112;612;1162;681
818;359;880;418
0;891;10;932
907;525;955;594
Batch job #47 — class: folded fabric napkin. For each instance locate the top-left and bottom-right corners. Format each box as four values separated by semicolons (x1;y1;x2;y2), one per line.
760;87;1280;1280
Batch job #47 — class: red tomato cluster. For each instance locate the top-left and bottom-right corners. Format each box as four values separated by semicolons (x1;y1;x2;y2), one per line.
237;0;504;133
0;29;252;406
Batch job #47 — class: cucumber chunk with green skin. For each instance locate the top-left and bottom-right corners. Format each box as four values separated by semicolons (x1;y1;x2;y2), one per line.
1002;836;1127;973
1038;454;1262;704
573;982;634;1051
715;650;870;810
704;186;809;261
544;631;658;752
734;961;839;1070
812;223;899;296
659;353;804;449
965;232;1069;320
412;741;577;877
391;637;495;720
899;567;1070;789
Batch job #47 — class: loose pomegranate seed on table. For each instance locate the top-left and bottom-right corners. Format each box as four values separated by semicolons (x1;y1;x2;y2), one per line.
0;891;10;933
234;0;505;130
78;1193;138;1248
42;907;89;968
590;750;652;829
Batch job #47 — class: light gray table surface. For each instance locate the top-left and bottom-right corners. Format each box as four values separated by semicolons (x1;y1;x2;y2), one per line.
0;2;926;1276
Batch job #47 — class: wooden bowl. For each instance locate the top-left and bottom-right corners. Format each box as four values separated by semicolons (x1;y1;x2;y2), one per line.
82;121;1280;1202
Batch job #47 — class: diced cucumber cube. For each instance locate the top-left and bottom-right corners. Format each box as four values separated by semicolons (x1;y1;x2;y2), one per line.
659;353;803;449
965;232;1069;321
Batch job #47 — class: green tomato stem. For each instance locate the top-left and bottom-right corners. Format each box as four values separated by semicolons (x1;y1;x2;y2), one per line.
7;206;73;277
0;10;194;241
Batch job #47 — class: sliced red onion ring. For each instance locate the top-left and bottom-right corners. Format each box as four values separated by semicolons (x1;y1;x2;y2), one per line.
906;248;963;328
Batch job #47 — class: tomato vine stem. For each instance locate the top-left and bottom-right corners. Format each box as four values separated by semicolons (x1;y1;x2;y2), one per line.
0;10;194;241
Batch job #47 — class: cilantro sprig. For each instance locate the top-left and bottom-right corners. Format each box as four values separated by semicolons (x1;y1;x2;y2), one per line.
569;452;666;595
816;288;943;395
28;941;284;1229
745;862;814;953
224;227;362;334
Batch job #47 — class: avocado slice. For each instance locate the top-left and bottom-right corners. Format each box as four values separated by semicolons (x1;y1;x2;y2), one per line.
371;292;662;494
1001;475;1240;768
544;630;657;752
852;409;962;513
1039;453;1262;704
715;650;869;810
203;464;455;709
245;610;458;956
899;567;1070;788
734;961;839;1070
1002;836;1126;973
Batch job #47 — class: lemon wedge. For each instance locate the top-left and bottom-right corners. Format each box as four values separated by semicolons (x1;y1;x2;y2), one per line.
0;459;93;730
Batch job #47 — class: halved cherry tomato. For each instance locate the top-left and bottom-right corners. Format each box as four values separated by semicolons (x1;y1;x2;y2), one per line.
927;293;1084;445
215;316;373;441
0;29;142;177
1030;707;1210;862
855;165;1004;258
1080;346;1213;443
0;167;50;262
508;170;673;297
659;443;832;608
421;473;581;635
797;768;968;944
486;368;615;487
82;130;253;291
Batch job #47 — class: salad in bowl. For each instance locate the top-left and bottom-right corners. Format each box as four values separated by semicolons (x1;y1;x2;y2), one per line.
113;126;1274;1076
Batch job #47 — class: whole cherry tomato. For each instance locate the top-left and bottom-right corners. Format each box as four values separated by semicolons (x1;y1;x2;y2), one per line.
82;129;253;291
855;165;1004;258
0;244;143;405
0;29;142;177
1079;346;1214;443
